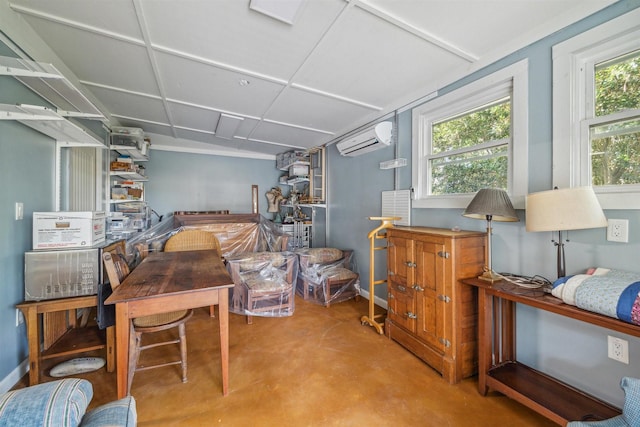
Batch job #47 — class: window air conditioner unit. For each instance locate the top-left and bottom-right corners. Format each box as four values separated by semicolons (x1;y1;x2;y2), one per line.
337;121;393;157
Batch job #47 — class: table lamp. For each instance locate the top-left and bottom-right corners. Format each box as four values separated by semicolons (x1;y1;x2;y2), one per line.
525;186;607;279
463;188;519;282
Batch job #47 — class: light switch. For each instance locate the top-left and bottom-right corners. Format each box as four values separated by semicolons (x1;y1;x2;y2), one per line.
15;202;24;220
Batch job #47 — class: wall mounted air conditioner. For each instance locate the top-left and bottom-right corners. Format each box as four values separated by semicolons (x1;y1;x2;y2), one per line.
337;121;393;157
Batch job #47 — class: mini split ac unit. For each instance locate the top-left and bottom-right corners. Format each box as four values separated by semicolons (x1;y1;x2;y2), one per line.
337;121;393;157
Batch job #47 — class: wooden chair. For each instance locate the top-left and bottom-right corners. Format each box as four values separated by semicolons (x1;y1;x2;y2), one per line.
164;229;221;317
102;251;193;395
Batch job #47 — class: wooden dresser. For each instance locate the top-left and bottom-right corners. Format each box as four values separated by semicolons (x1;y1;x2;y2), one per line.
385;226;486;384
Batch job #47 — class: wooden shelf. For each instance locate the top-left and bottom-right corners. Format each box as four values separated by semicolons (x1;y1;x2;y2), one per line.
41;326;106;360
488;362;620;424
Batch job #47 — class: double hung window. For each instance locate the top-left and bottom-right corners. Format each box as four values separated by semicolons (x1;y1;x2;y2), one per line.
412;60;528;208
553;8;640;209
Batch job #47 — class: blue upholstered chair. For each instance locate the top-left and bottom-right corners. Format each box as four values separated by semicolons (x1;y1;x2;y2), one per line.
0;378;136;426
567;377;640;427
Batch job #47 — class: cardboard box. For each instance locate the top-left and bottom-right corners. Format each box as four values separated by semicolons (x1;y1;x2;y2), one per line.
33;211;106;250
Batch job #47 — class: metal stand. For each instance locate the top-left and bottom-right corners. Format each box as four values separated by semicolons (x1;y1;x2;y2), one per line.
360;216;400;334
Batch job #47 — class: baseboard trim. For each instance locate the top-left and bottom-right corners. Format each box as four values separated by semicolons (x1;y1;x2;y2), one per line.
0;358;28;394
358;289;388;310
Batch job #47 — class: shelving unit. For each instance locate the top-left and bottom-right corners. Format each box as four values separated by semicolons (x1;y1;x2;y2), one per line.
0;55;105;146
108;127;150;240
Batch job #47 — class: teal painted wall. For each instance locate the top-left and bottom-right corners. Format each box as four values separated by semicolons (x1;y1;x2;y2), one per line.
144;150;281;219
0;77;56;385
2;0;640;411
327;0;640;407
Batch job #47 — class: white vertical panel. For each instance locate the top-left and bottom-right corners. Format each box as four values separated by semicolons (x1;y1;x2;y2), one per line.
68;147;96;211
381;190;411;226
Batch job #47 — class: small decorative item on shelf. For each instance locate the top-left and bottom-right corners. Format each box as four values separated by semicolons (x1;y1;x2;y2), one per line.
266;187;284;223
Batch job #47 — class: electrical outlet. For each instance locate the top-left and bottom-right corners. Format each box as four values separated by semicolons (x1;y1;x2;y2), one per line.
15;309;24;327
607;219;629;243
608;336;629;364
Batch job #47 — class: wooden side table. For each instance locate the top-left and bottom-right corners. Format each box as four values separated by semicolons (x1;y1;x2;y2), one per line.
17;296;114;386
463;278;627;425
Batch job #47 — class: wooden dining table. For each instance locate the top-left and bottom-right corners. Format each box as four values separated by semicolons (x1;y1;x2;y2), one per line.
105;249;234;398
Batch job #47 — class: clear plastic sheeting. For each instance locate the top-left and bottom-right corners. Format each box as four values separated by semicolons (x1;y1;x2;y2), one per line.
295;248;360;307
226;251;298;320
124;213;290;266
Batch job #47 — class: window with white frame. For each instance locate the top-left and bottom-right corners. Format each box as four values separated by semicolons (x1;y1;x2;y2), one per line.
553;8;640;209
412;60;528;209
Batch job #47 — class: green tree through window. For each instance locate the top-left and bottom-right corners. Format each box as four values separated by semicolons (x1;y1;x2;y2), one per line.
591;50;640;186
431;100;510;194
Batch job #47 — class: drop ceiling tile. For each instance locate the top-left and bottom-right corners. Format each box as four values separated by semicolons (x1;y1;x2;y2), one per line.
141;0;345;79
235;118;260;138
266;86;378;134
250;121;329;149
155;51;285;118
168;102;220;133
88;86;169;124
366;0;615;59
294;6;466;107
17;16;158;95
10;0;143;40
175;128;216;144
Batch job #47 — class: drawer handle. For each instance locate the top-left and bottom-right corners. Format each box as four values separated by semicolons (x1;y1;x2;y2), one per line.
437;295;451;303
412;284;424;292
397;285;407;292
405;261;416;268
406;312;417;319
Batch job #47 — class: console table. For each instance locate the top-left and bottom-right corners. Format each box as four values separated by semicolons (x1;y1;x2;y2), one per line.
463;278;635;425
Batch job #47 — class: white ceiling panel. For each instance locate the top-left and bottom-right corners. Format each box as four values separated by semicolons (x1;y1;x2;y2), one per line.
267;86;378;134
141;0;345;79
168;102;221;134
87;86;168;125
294;5;467;106
10;0;143;39
5;0;617;158
155;51;285;117
16;15;158;95
250;121;329;149
175;128;216;144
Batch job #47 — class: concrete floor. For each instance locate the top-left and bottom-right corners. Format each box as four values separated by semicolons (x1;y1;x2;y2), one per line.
22;297;556;426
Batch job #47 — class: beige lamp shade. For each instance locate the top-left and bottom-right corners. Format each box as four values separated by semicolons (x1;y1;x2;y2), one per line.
526;186;607;232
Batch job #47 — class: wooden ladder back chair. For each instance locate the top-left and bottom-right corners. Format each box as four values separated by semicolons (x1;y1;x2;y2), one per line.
164;229;222;317
102;251;193;396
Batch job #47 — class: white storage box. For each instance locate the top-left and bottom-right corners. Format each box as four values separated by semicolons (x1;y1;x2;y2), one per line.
289;164;309;176
33;211;106;250
111;126;144;149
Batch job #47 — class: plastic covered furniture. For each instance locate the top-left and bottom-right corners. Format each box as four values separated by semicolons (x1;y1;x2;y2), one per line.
295;248;360;307
226;251;298;324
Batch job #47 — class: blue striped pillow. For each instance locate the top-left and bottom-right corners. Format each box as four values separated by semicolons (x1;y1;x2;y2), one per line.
0;378;92;427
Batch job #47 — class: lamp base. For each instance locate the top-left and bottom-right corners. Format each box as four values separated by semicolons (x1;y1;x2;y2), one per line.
478;269;502;283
